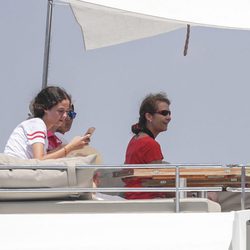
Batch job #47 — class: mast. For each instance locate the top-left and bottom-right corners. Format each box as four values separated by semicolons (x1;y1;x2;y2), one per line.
42;0;54;89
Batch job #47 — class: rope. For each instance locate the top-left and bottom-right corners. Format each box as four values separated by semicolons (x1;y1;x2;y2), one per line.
183;24;191;56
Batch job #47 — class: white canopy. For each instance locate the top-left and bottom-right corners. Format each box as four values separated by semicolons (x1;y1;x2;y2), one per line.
68;0;250;49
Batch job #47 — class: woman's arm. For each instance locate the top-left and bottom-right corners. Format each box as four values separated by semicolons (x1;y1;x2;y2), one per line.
32;135;90;160
149;160;170;164
149;160;163;164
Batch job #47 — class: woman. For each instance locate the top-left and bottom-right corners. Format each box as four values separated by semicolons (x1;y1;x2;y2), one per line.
124;92;171;199
47;104;76;152
4;86;89;160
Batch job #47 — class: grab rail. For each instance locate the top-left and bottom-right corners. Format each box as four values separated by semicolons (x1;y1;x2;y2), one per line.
0;163;248;212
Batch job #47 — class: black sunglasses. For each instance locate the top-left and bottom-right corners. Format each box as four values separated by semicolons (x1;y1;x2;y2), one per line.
155;110;171;116
68;110;77;119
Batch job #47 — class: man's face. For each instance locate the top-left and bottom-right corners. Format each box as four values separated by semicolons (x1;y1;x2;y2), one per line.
56;109;75;134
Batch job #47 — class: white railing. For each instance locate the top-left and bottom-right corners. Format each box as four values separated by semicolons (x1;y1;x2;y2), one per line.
0;163;249;212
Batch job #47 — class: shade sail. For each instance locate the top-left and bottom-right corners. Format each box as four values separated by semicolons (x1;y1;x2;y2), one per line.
67;0;250;50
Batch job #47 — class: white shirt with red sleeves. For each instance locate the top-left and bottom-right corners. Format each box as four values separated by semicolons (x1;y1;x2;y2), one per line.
4;118;48;159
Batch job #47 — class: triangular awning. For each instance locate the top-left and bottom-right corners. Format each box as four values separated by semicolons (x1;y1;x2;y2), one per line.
67;0;250;49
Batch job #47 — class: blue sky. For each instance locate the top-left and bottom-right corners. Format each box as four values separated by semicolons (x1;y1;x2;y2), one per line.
1;0;250;164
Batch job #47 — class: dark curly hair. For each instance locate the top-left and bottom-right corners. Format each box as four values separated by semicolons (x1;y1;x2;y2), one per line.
32;86;71;118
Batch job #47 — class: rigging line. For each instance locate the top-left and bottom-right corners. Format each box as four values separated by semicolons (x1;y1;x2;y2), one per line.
183;24;191;56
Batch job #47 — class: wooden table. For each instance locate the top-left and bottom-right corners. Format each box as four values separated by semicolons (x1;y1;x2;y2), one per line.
113;167;250;188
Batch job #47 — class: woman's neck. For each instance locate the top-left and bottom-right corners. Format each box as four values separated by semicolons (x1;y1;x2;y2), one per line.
43;119;54;131
141;127;156;139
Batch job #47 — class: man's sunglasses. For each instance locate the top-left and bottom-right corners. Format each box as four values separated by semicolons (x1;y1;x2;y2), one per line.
155;110;171;116
68;110;77;119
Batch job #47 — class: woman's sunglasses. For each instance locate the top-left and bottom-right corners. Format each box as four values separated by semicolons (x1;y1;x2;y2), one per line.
155;110;171;116
68;110;77;119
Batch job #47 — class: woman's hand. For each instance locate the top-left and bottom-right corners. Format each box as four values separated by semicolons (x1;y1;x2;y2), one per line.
34;135;91;160
67;135;90;151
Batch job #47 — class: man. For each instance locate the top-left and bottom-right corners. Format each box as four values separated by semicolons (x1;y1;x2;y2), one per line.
47;105;102;166
47;104;76;152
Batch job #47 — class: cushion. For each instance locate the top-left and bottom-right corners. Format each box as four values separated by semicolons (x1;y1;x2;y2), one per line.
0;153;97;200
218;191;250;211
67;146;103;164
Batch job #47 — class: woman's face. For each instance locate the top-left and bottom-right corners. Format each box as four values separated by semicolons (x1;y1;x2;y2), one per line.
146;101;171;137
43;99;70;130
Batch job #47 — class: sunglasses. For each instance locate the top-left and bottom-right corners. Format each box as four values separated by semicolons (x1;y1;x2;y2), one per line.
68;110;77;119
155;110;171;116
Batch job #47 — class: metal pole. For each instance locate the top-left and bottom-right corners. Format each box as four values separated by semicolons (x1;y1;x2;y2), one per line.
240;164;246;210
175;166;180;213
42;0;54;89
